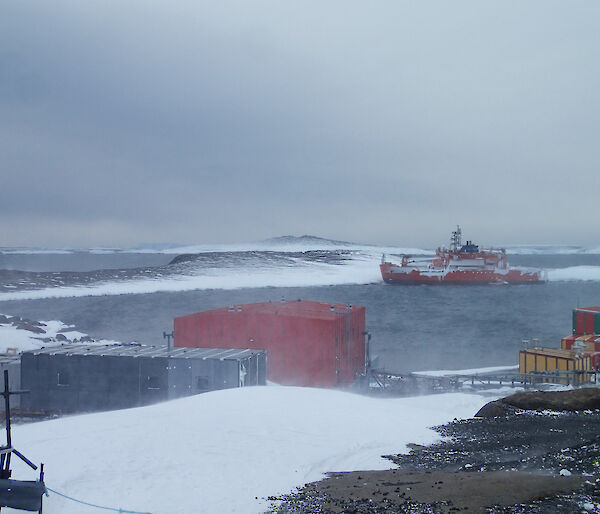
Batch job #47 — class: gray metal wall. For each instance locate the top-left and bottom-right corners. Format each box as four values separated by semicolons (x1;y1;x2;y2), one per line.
20;351;266;414
20;353;165;413
239;352;267;387
167;353;267;398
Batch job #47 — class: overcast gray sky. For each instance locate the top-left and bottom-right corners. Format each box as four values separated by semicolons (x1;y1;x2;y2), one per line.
2;1;599;248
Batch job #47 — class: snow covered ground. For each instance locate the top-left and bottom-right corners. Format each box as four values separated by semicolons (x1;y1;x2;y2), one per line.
0;315;117;353
413;365;519;377
7;386;490;514
0;320;85;354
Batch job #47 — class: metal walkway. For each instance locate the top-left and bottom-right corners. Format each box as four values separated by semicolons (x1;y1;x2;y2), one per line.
361;369;599;396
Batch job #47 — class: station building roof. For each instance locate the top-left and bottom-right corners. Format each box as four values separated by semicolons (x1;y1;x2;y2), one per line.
25;344;263;361
178;299;363;321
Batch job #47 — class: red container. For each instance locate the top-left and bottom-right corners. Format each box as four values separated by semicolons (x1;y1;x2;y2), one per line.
173;300;366;388
561;334;577;350
572;306;600;335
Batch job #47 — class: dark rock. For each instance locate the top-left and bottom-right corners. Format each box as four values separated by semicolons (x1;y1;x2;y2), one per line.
56;334;67;341
33;337;53;343
476;389;600;417
502;388;600;412
20;318;43;327
0;315;9;324
475;400;510;418
15;322;45;334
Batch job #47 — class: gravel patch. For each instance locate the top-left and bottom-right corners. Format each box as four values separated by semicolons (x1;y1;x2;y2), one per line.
267;410;600;513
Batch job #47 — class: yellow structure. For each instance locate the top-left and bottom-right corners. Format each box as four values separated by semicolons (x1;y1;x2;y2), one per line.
519;347;591;374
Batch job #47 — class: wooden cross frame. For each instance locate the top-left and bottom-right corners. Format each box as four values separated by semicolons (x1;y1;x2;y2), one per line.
0;370;45;512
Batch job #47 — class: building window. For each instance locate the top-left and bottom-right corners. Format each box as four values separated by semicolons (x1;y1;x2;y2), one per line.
57;371;70;386
196;376;209;391
147;376;160;390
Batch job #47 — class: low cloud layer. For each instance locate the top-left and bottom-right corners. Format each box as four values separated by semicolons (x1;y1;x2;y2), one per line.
2;1;599;247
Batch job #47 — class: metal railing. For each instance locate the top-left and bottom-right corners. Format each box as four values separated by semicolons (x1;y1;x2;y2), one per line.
361;368;599;396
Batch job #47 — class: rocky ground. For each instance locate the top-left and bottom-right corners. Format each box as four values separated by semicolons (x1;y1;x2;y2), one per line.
0;313;96;344
268;389;600;513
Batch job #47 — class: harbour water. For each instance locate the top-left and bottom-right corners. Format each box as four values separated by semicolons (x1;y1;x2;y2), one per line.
1;240;599;373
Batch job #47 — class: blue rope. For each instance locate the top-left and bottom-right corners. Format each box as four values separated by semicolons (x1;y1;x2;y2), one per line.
45;486;152;514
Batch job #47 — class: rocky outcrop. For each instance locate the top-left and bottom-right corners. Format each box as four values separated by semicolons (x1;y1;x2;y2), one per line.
476;387;600;417
474;400;512;417
15;321;46;334
0;314;98;349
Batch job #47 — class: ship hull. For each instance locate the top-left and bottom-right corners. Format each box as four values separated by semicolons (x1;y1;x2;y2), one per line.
380;263;543;285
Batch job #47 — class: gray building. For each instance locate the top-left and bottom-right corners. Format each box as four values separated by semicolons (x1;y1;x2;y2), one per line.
21;344;266;414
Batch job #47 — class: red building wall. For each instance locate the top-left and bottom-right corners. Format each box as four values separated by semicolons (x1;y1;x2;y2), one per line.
573;306;600;335
173;300;366;387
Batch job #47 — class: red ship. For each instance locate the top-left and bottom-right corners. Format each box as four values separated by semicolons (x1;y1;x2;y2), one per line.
380;227;545;285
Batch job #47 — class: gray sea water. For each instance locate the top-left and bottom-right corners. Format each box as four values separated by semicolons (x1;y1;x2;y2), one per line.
1;242;599;373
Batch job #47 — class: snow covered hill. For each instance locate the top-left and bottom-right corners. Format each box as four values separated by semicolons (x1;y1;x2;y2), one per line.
9;386;489;514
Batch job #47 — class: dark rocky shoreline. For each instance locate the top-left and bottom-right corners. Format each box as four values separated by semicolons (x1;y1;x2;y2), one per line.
268;389;600;513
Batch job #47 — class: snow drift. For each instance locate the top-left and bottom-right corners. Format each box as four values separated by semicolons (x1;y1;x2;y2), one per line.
10;387;488;514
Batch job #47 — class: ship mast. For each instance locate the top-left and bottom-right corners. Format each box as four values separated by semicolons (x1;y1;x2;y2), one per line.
450;226;462;252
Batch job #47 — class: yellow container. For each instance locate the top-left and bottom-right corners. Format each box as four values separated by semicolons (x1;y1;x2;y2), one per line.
519;347;591;374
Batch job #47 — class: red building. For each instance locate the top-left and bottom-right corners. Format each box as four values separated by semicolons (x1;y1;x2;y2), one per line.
173;300;366;387
573;306;600;335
